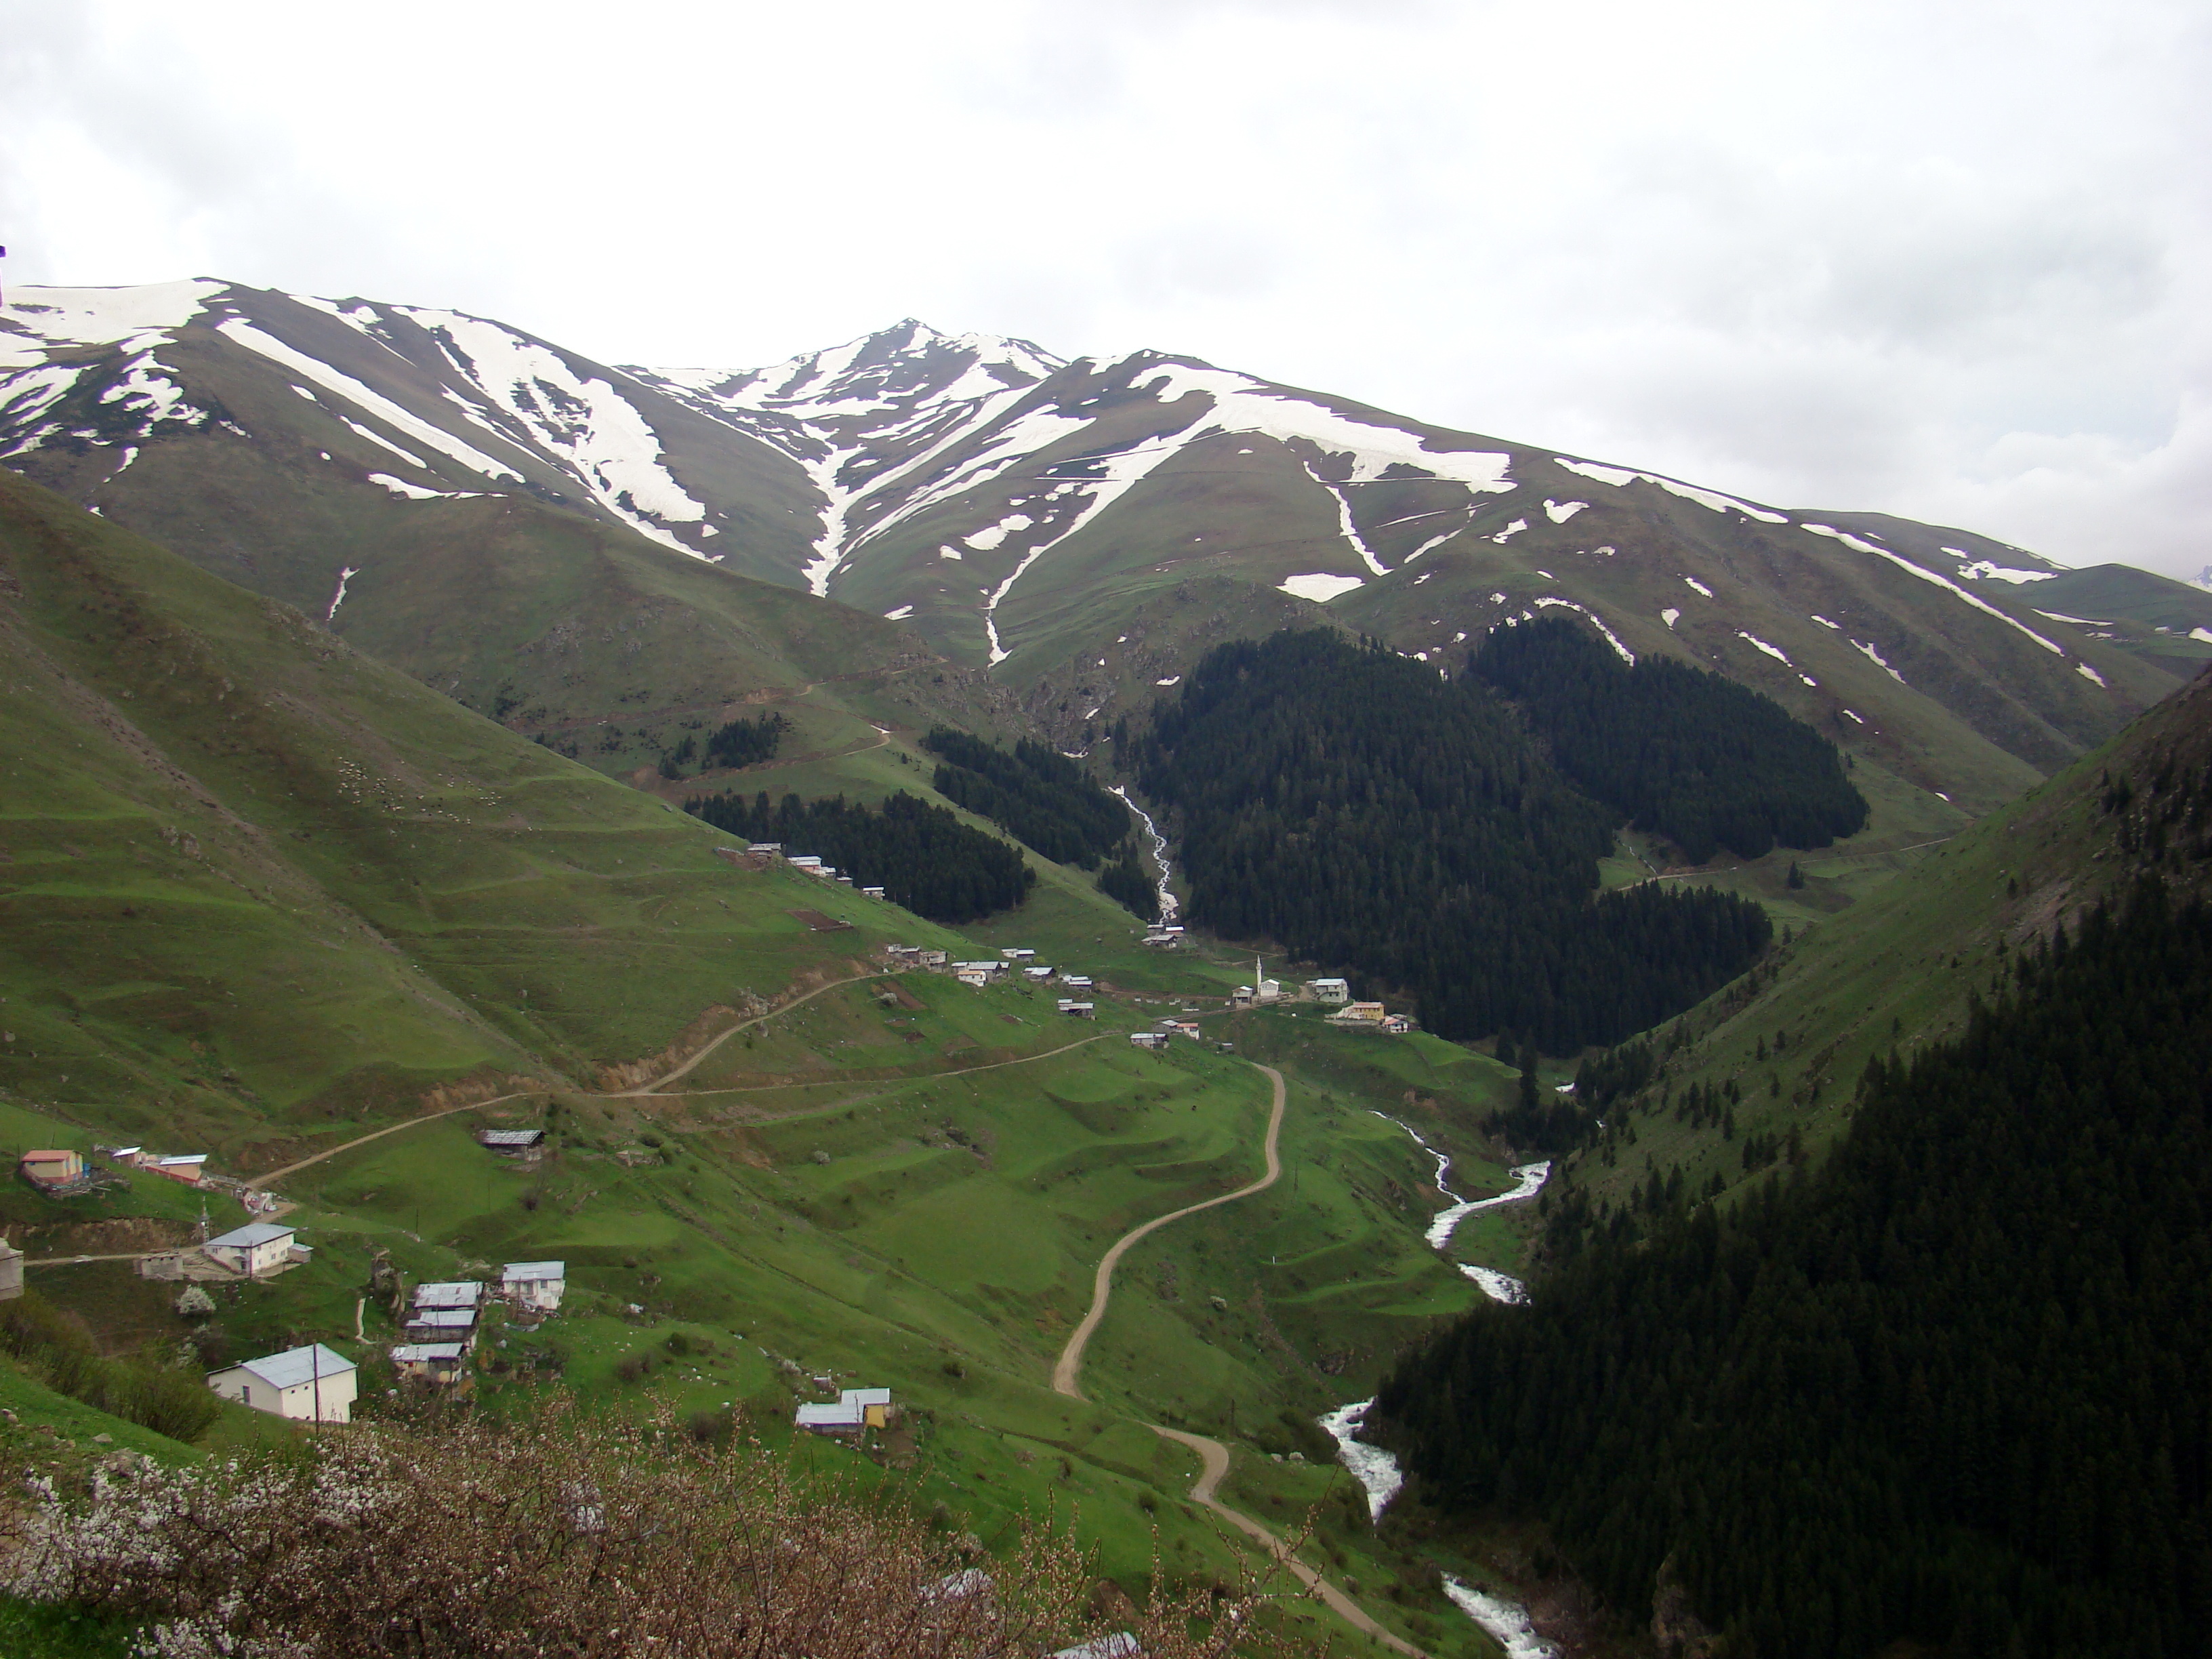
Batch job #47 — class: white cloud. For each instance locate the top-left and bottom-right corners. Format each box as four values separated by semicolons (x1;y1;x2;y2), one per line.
0;0;2206;576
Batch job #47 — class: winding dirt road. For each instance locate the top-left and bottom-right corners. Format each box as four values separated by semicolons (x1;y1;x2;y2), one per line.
1050;1062;1427;1658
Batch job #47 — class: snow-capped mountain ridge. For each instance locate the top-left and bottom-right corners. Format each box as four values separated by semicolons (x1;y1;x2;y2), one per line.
3;281;2201;806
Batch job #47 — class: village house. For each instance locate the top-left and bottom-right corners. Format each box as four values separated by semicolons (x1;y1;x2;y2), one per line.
918;949;948;968
1308;977;1351;1005
1231;985;1255;1008
18;1150;84;1189
1329;1001;1389;1028
1000;947;1036;962
389;1342;468;1385
148;1154;207;1184
207;1343;356;1423
861;885;886;899
955;968;989;988
413;1280;483;1312
795;1386;897;1438
476;1128;546;1158
1022;965;1055;982
1129;1031;1170;1050
202;1221;300;1278
1057;1000;1095;1018
746;842;782;857
405;1307;479;1345
1061;975;1093;991
501;1261;566;1313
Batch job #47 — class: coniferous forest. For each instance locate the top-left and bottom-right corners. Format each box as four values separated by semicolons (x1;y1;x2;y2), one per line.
702;710;791;771
1473;615;1868;863
922;727;1133;868
1132;630;1771;1050
682;790;1033;922
1095;846;1160;921
1374;878;2212;1659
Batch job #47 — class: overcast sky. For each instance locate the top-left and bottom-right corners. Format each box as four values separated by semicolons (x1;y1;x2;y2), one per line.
3;0;2206;577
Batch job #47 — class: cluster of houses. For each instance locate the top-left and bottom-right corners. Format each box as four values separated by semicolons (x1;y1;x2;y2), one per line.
723;842;889;902
18;1143;211;1195
202;1260;567;1425
390;1262;567;1386
1223;972;1414;1033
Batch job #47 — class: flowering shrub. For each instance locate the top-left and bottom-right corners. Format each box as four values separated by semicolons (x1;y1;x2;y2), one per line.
1;1400;1292;1658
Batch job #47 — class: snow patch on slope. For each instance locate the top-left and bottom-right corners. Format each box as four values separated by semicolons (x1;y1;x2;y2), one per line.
218;319;523;483
392;309;707;552
1279;572;1366;603
1801;523;2067;657
1553;456;1786;523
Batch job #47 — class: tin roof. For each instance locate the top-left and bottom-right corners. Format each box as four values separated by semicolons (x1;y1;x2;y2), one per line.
205;1222;295;1250
234;1343;354;1390
502;1261;565;1282
477;1129;544;1147
412;1281;483;1308
794;1401;865;1427
406;1309;476;1330
389;1343;467;1363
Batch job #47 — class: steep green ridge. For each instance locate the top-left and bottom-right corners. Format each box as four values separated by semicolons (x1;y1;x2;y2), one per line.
1547;663;2212;1223
0;466;960;1157
1379;878;2212;1659
1134;630;1773;1049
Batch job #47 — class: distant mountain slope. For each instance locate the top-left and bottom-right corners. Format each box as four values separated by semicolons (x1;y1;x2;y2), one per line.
0;468;956;1163
5;285;2203;808
0;285;1024;781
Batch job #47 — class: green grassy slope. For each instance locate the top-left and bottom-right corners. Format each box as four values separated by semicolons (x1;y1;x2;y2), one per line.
0;466;969;1166
1557;663;2212;1220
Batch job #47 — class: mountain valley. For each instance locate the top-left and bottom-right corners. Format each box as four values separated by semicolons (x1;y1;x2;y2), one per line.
5;279;2212;1659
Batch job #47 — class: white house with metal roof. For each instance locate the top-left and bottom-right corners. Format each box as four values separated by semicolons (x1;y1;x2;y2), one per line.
501;1261;566;1312
795;1386;897;1437
207;1343;356;1422
201;1221;298;1278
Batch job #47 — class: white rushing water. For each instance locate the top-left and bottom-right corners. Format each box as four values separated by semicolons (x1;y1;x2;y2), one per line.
1108;785;1179;924
1443;1577;1559;1659
1457;1263;1528;1304
1311;1122;1557;1651
1371;1112;1549;1255
1315;1398;1404;1520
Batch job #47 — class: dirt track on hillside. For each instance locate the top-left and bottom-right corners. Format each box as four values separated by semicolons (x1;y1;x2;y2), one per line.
1050;1061;1427;1658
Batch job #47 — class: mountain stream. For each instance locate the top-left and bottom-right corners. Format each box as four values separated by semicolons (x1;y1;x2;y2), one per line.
1315;1116;1557;1655
1108;786;1179;924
